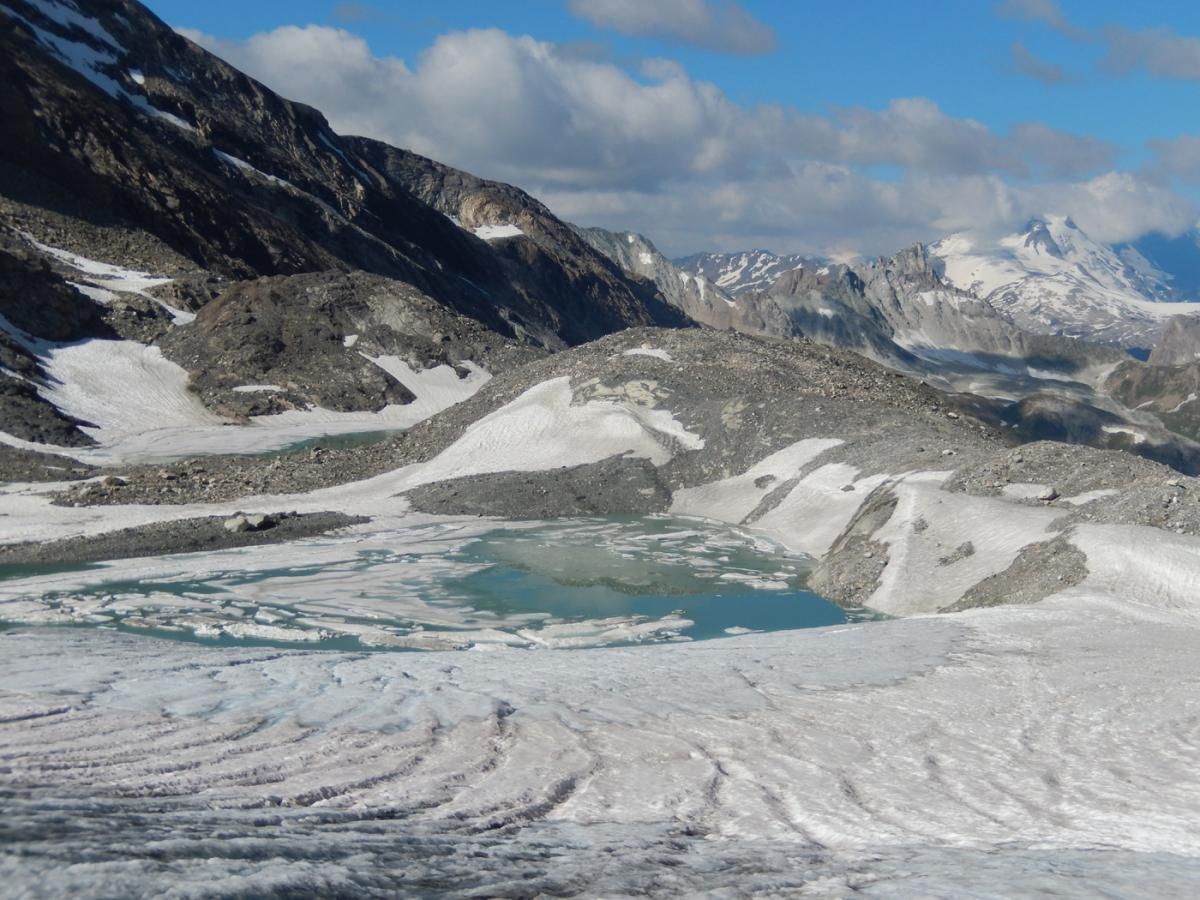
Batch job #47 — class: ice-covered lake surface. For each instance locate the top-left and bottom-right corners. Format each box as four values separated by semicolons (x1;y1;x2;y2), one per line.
0;516;859;652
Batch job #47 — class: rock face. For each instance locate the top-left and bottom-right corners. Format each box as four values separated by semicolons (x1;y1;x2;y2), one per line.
1104;359;1200;443
1102;315;1200;444
1119;228;1200;300
571;226;743;331
1149;315;1200;366
593;235;1124;389
352;144;691;346
0;0;690;352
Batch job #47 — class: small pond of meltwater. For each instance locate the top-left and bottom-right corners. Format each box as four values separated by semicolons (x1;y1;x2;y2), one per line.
0;516;874;651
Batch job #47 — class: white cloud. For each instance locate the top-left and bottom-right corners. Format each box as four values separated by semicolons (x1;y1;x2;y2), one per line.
543;170;1194;256
1022;172;1198;243
566;0;776;56
179;24;1193;256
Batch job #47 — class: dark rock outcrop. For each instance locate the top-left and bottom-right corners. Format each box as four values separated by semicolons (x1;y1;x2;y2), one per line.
158;270;544;417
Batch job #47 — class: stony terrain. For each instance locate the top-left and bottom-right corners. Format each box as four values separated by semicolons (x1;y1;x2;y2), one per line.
158;270;544;417
0;511;367;566
45;328;1001;506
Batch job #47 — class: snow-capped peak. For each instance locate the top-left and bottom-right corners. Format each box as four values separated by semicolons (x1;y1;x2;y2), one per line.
930;215;1195;349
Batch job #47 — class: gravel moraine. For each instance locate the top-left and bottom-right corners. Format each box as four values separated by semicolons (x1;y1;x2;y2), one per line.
0;511;368;567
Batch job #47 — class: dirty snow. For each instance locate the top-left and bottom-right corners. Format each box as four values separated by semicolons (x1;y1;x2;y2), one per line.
621;347;674;362
671;438;842;525
473;223;524;241
23;234;194;323
1103;425;1148;444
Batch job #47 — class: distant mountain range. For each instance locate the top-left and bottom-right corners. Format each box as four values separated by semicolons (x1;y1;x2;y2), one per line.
670;217;1200;354
673;250;822;296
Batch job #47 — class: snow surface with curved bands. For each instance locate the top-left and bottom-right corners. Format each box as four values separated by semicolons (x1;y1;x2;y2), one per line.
4;592;1200;895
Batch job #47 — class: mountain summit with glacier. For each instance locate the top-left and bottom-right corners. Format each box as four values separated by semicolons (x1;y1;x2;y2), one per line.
931;215;1200;351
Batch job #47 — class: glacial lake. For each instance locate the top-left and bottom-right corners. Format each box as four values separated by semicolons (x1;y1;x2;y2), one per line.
0;516;870;651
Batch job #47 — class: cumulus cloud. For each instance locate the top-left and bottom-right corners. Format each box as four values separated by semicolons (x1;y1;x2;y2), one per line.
543;170;1193;255
1010;42;1067;85
185;26;1110;184
566;0;776;56
180;24;1190;256
1101;26;1200;80
1026;172;1198;243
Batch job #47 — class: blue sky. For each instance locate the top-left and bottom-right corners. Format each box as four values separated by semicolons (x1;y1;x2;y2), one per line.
159;0;1200;256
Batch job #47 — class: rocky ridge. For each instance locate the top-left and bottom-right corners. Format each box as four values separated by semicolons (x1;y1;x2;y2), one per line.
571;226;743;331
0;0;689;353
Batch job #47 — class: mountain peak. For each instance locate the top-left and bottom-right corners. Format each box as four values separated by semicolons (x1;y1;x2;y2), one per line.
1021;219;1065;259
